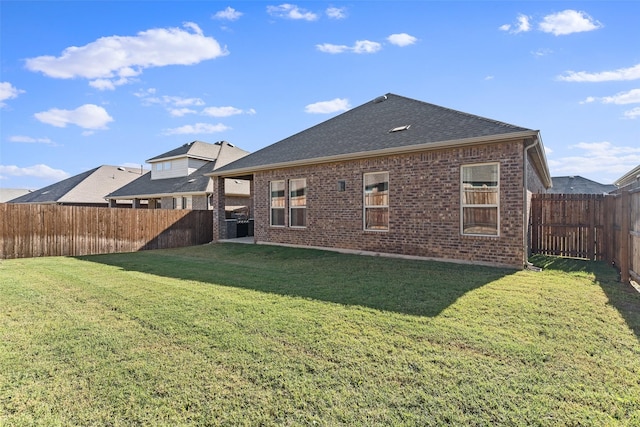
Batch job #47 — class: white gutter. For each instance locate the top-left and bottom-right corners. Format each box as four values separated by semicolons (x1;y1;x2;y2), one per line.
523;135;543;268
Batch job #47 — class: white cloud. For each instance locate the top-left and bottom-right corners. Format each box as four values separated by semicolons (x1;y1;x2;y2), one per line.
34;104;114;130
319;40;381;54
304;98;351;114
387;33;418;47
548;141;640;179
267;4;318;21
0;164;70;181
326;7;346;19
500;14;531;34
353;40;382;54
539;10;602;36
25;23;228;90
8;136;56;145
162;122;231;135
316;43;350;54
213;7;243;21
624;107;640;119
137;91;206;116
531;48;553;58
169;108;198;117
558;64;640;82
600;89;640;105
0;82;25;107
202;106;244;117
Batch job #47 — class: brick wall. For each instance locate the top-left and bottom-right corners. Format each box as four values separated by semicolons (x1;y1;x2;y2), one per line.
251;140;530;268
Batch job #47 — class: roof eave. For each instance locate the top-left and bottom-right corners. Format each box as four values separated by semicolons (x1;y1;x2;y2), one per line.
105;191;210;200
208;130;540;178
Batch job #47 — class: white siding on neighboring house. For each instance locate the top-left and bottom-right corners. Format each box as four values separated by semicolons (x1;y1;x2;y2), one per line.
151;158;189;180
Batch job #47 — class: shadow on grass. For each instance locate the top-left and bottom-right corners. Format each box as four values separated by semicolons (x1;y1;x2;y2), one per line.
77;243;513;317
529;254;640;341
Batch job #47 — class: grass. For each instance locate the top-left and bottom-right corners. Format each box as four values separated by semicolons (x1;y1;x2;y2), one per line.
1;244;639;426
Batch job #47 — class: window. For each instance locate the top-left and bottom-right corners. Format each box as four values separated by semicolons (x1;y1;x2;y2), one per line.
461;163;499;236
164;161;172;170
173;197;184;210
270;181;285;226
289;179;306;227
364;172;389;231
184;196;192;210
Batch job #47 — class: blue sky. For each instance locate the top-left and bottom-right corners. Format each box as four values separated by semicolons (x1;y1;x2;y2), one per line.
1;1;639;189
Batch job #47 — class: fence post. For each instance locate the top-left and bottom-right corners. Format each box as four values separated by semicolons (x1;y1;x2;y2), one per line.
620;190;630;284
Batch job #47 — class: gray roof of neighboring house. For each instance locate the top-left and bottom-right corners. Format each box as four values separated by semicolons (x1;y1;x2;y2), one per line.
107;162;217;198
107;141;250;199
8;165;147;204
549;176;617;194
147;140;242;163
212;93;543;177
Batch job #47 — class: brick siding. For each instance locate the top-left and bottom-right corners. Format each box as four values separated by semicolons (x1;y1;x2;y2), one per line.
251;140;530;268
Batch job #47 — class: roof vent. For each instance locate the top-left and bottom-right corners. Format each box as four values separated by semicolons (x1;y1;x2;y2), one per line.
373;95;388;104
117;167;125;171
389;125;411;133
188;178;196;183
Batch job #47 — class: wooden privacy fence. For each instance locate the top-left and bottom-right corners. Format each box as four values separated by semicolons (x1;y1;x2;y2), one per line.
0;204;213;259
531;188;639;284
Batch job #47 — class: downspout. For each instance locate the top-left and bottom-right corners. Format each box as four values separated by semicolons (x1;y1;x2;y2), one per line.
523;137;540;270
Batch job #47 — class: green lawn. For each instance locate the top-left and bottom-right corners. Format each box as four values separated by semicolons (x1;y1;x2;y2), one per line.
1;244;639;426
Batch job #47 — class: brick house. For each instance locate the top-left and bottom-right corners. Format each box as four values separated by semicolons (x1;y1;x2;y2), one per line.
209;94;551;269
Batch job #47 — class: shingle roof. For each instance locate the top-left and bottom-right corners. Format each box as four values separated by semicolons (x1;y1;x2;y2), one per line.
107;162;217;198
549;176;617;195
107;141;250;199
213;93;537;175
8;165;147;204
147;140;225;162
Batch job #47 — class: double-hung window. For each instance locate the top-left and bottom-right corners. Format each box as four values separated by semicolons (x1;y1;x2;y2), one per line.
289;178;307;227
270;181;285;227
364;172;389;231
461;163;499;236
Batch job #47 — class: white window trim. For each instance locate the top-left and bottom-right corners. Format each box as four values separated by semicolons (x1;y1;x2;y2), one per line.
363;171;389;232
460;162;500;237
289;178;307;228
270;180;286;227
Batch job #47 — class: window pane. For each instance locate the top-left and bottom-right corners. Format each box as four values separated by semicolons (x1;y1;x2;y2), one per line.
271;208;285;226
462;164;498;187
290;179;306;207
270;180;286;226
365;208;389;230
463;186;498;205
271;181;285;208
364;172;389;207
290;208;306;227
364;172;389;230
462;207;498;235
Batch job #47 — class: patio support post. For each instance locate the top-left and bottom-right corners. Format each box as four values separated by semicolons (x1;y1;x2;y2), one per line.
212;176;226;241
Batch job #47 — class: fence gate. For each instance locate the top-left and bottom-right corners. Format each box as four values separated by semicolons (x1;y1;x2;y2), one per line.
530;194;606;261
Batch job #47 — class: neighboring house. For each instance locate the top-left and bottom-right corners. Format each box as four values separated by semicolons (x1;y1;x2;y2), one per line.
0;188;32;203
549;176;616;195
7;165;147;207
615;165;640;190
209;93;552;269
106;140;250;212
